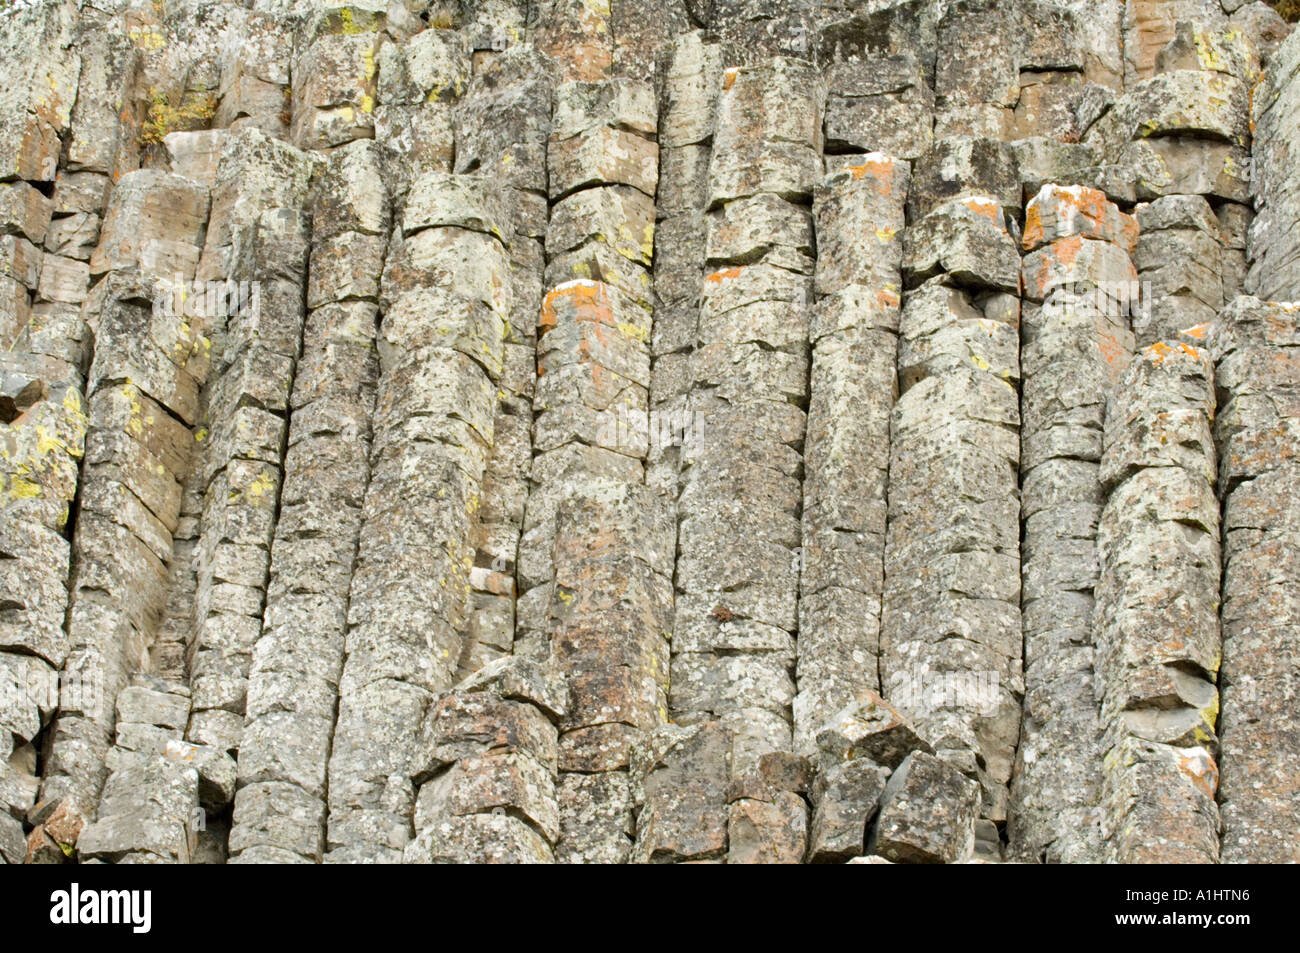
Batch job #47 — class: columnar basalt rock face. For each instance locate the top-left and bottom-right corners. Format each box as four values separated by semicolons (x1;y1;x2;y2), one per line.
884;142;1025;827
228;139;378;865
1211;296;1300;863
795;157;906;756
668;57;821;774
1008;184;1138;864
326;169;509;862
1095;341;1222;863
1249;30;1300;302
2;0;1299;866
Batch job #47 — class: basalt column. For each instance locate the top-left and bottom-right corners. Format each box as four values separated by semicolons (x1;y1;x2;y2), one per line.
647;32;721;497
1249;30;1300;302
452;47;555;672
1008;184;1139;863
1095;341;1221;864
325;172;509;862
1211;297;1300;863
229;141;389;865
883;140;1025;828
515;79;658;657
669;58;822;771
40;170;211;826
795;157;908;755
186;132;315;763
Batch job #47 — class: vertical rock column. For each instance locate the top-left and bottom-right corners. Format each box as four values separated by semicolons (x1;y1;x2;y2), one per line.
185;133;315;762
1008;184;1139;863
1095;341;1221;863
516;76;658;654
1133;194;1228;346
40;170;211;825
884;143;1025;826
647;32;720;496
406;657;565;863
818;0;937;164
73;683;205;864
451;48;555;668
0;347;87;864
1248;30;1300;302
325;172;509;862
1211;297;1300;863
1090;19;1255;345
289;6;383;153
795;157;908;755
523;277;663;863
229;141;390;865
670;57;822;771
1122;0;1227;86
216;12;296;141
0;8;83;861
549;478;674;863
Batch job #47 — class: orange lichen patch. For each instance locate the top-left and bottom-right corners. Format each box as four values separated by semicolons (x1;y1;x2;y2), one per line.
1022;203;1043;250
705;266;743;284
1097;330;1128;368
1143;340;1175;363
1027;235;1085;296
1049;233;1084;266
961;196;1000;222
1180;323;1211;340
877;288;901;310
1177;749;1219;800
1143;340;1205;366
540;280;614;334
722;67;739;92
846;154;897;195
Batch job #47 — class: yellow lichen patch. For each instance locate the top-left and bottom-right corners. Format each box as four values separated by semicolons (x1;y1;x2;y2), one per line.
875;226;897;243
617;320;649;343
128;26;167;52
139;87;218;146
241;470;277;502
4;476;43;500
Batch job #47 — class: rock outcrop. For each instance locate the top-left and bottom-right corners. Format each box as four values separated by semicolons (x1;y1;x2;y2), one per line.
1;0;1298;865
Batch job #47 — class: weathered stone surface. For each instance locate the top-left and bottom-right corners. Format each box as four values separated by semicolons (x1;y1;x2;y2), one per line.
1095;341;1221;864
0;0;1294;870
807;758;888;863
1210;298;1300;863
870;751;981;864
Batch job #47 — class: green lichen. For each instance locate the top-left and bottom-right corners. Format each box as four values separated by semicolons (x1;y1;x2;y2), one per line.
139;87;218;146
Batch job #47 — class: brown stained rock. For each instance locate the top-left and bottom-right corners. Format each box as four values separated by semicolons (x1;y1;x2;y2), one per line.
807;759;889;863
535;0;614;82
728;793;808;864
870;752;981;864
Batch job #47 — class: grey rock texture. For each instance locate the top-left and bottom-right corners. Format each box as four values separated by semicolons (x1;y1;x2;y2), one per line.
0;0;1297;865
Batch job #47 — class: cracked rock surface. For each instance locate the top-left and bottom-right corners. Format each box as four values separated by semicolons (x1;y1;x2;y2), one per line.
0;0;1297;864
